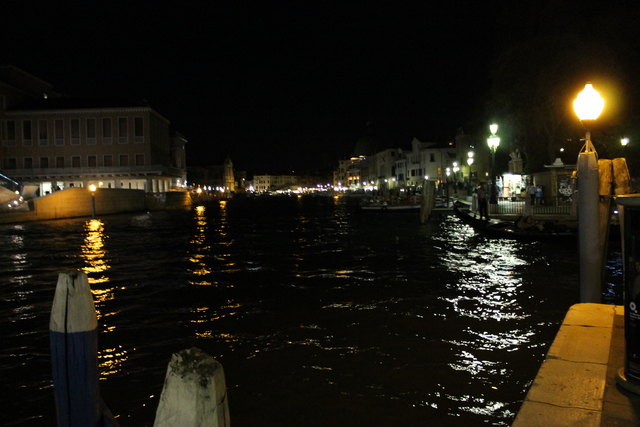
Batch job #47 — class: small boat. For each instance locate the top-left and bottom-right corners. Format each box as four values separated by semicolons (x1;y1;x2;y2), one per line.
452;202;576;241
360;200;421;212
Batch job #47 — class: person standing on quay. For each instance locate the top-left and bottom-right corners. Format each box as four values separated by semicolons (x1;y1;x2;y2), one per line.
535;185;543;205
477;182;488;220
528;184;537;205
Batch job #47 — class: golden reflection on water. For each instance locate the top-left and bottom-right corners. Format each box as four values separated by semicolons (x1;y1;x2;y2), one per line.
99;345;128;377
80;219;129;375
82;219;110;287
188;203;240;285
191;301;243;340
188;205;213;283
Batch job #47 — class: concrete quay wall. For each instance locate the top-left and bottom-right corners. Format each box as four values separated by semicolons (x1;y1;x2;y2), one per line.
0;188;192;224
512;303;631;426
34;187;146;220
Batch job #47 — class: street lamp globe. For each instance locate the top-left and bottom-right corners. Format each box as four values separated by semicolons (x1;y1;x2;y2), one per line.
487;136;500;152
89;184;96;193
573;83;604;121
487;125;500;204
621;137;630;146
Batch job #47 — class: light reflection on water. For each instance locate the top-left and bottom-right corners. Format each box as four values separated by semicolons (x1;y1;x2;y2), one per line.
80;218;129;376
0;198;597;426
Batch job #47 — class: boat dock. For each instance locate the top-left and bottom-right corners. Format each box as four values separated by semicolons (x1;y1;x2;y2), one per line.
513;303;640;426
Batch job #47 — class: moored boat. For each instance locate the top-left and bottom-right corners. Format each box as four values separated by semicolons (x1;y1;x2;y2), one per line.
360;201;421;212
453;202;577;241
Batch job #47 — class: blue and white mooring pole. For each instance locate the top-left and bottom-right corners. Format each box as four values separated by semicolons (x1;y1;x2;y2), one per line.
49;271;118;427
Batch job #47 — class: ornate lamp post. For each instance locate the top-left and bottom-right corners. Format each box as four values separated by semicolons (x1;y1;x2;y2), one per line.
467;152;474;194
89;184;96;218
487;124;500;204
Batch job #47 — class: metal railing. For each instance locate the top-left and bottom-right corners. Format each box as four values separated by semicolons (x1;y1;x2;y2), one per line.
487;196;575;216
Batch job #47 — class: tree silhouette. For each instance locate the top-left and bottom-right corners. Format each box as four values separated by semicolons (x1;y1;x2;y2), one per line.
488;0;640;173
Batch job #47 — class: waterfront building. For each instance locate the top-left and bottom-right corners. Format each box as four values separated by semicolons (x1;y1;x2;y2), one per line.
250;174;298;192
333;158;349;190
339;133;482;194
0;66;187;197
188;157;246;196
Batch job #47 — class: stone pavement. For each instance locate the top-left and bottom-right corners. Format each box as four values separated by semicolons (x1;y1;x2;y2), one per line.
513;303;640;426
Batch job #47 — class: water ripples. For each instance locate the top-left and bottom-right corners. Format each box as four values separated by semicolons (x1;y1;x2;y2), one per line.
0;197;589;426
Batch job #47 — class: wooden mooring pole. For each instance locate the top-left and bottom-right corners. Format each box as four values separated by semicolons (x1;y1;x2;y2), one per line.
50;271;118;427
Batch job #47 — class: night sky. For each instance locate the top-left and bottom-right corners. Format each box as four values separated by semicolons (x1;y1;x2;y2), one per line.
2;2;524;175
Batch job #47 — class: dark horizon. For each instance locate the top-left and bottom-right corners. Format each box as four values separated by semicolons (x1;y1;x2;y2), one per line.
3;1;638;176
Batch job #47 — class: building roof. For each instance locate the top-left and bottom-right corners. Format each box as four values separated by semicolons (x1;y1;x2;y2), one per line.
9;97;152;111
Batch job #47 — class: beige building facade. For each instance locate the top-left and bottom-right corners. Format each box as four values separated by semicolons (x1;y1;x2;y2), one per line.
0;66;187;197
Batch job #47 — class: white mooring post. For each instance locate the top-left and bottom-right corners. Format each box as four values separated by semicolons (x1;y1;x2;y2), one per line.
154;348;230;427
50;271;118;427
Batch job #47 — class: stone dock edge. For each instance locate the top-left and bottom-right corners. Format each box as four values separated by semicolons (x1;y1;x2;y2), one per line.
512;302;640;426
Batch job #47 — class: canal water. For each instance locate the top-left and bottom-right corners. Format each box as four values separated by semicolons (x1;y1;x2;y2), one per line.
0;196;622;426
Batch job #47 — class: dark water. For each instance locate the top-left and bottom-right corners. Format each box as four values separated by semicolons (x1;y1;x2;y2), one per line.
0;196;621;426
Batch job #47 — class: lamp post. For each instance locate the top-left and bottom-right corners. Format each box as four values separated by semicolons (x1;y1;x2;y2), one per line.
573;83;604;151
89;184;96;218
487;124;500;204
467;152;474;194
573;83;604;305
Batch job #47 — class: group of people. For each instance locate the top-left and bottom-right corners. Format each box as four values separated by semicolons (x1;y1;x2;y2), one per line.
527;184;544;205
474;182;544;221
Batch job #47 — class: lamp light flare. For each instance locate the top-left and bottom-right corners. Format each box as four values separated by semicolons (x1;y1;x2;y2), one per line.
573;83;604;121
622;138;629;146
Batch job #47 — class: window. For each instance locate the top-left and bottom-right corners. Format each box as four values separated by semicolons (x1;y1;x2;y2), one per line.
134;117;144;143
71;156;81;168
56;157;65;168
3;120;16;146
102;118;112;144
71;119;80;145
4;158;17;169
430;153;435;162
103;154;113;167
39;120;48;146
24;157;33;169
86;119;96;145
135;153;144;166
118;118;128;143
40;157;49;169
88;155;97;167
22;120;32;146
55;119;64;146
119;154;129;166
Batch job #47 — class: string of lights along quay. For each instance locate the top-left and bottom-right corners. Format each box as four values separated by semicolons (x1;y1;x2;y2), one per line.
1;196;622;426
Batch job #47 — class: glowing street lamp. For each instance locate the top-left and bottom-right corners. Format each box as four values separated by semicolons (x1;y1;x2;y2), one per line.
622;137;630;146
573;83;604;152
89;184;96;218
487;124;500;204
